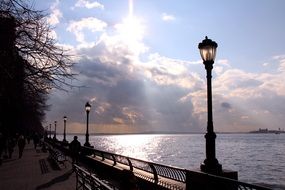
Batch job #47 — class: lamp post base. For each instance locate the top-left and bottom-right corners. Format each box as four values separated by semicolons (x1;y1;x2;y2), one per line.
186;168;238;189
84;142;91;147
200;158;222;174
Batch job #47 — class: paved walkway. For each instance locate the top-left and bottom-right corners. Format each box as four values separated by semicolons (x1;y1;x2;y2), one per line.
0;142;76;190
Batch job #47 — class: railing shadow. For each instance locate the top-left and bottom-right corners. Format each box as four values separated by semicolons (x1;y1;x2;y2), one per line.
35;169;73;190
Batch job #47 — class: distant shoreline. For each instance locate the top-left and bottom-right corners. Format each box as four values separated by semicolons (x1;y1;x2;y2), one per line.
64;131;284;136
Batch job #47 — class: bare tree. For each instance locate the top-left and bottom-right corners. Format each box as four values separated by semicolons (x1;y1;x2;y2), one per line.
0;0;75;92
0;0;75;133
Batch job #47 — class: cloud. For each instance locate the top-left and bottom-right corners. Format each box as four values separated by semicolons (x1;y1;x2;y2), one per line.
47;25;204;133
47;0;62;26
177;55;285;132
221;102;231;110
47;33;285;133
46;7;285;133
67;17;107;44
140;53;204;89
219;67;285;131
74;0;104;9
273;54;285;60
161;13;176;21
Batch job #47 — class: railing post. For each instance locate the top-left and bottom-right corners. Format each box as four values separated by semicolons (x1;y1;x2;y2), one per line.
149;164;158;184
111;155;116;166
126;158;133;171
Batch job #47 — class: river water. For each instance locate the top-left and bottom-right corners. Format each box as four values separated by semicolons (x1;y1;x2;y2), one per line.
64;133;285;189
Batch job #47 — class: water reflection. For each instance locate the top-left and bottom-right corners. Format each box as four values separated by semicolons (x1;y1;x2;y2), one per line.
63;134;285;188
92;135;160;161
65;134;205;168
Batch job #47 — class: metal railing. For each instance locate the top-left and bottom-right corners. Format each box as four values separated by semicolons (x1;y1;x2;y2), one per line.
82;146;186;183
74;164;115;190
45;138;273;190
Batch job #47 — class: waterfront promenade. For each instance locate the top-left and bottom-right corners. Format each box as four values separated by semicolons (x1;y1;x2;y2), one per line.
0;143;76;190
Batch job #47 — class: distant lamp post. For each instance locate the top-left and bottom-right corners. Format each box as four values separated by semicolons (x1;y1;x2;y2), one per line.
49;124;52;138
63;116;68;143
45;126;48;139
199;36;222;174
53;121;57;140
84;102;91;147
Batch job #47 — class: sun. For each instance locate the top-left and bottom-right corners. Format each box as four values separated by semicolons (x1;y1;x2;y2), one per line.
114;0;146;52
117;16;145;42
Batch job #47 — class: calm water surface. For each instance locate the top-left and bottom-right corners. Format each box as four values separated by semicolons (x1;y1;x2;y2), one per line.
64;133;285;189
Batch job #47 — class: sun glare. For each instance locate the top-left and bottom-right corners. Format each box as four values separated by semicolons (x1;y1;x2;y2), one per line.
112;135;157;160
115;0;145;51
116;16;145;44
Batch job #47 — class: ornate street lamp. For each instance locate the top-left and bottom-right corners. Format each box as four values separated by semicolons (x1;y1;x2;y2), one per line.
53;121;57;140
199;36;222;174
63;116;68;143
84;102;91;147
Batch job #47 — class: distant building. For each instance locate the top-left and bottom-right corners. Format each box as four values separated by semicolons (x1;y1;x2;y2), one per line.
250;128;284;134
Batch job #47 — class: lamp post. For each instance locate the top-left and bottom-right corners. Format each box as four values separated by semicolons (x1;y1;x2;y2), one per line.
49;124;51;138
63;116;67;143
84;102;91;147
45;126;48;139
44;126;47;139
53;121;57;140
199;36;222;174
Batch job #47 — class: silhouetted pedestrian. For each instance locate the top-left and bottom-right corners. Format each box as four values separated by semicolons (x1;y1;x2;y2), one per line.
7;137;15;159
33;133;39;149
26;135;31;144
18;135;25;158
69;136;81;164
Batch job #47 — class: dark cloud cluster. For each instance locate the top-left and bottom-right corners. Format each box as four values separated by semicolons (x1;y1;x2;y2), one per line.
46;32;204;133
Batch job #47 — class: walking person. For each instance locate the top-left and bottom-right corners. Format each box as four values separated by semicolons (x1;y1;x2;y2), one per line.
69;136;81;165
32;133;39;149
18;135;25;158
7;137;15;159
26;134;31;144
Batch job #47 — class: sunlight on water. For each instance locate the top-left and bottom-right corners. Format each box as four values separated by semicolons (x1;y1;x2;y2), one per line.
101;135;158;160
63;133;285;189
88;134;205;168
91;135;164;160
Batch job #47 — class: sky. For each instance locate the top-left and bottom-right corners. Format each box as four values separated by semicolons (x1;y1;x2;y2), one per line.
37;0;285;134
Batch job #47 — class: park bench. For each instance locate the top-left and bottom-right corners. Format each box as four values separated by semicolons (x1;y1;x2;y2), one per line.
73;164;115;190
48;147;67;168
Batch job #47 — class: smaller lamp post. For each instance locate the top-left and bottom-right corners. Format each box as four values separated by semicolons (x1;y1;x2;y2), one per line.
53;121;57;140
198;36;222;174
63;116;68;143
84;102;91;147
45;126;48;139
